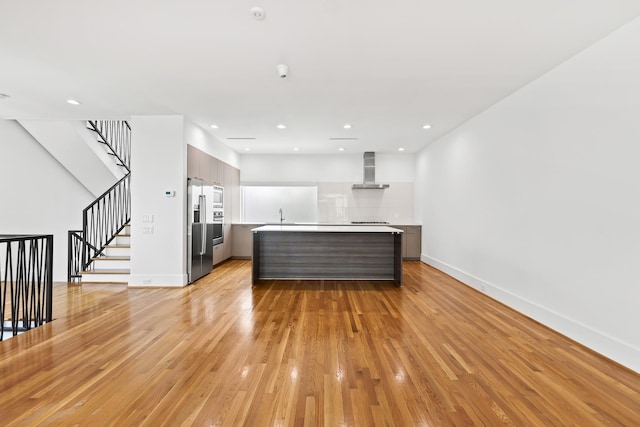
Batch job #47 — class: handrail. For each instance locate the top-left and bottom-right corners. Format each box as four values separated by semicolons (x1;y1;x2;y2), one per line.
81;173;131;270
1;234;53;340
87;120;131;172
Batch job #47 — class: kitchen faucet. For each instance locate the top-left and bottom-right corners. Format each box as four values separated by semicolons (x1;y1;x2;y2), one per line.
279;208;285;224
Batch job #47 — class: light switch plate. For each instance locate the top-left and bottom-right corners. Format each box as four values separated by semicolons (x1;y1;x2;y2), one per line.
143;225;154;234
143;214;154;223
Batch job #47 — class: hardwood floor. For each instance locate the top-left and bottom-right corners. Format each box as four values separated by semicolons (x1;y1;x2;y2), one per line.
1;260;638;426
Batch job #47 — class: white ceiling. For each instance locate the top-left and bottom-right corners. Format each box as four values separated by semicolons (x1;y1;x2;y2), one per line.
1;1;639;154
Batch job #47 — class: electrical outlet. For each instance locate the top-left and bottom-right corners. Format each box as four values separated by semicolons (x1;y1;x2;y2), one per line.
143;279;152;285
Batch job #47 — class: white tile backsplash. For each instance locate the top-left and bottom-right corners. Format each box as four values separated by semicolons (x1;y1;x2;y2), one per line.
317;182;414;223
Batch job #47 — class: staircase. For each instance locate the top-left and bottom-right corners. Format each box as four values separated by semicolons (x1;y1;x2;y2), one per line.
80;224;131;284
67;120;131;285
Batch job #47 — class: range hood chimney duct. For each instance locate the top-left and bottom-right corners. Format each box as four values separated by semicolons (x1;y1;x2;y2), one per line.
352;152;389;189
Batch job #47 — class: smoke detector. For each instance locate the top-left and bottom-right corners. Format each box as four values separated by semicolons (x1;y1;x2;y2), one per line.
250;7;266;20
277;64;289;78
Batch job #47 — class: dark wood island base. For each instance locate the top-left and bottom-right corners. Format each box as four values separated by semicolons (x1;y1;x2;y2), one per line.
252;225;403;286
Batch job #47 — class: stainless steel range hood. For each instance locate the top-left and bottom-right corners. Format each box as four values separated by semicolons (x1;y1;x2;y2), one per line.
352;152;389;189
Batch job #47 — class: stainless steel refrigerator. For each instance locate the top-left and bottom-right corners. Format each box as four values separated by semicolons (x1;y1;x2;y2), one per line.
187;178;215;283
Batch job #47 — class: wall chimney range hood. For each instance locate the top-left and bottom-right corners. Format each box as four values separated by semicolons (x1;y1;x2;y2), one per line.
352;152;389;189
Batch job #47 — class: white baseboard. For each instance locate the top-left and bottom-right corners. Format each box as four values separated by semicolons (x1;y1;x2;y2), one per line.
421;254;640;374
128;274;188;288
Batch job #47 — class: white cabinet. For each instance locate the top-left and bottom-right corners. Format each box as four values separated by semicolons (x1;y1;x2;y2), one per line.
231;224;257;258
213;244;225;266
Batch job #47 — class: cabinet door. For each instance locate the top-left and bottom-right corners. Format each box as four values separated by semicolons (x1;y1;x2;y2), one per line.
208;157;219;185
405;226;421;259
217;160;226;185
197;153;209;184
222;224;232;259
187;145;200;179
231;224;254;258
229;167;240;223
213;244;224;265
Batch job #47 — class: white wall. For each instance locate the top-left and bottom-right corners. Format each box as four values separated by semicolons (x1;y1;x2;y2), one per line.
240;153;416;223
0;119;94;282
130;116;187;287
318;183;415;224
416;18;640;372
240;153;415;183
184;119;239;169
18;120;122;197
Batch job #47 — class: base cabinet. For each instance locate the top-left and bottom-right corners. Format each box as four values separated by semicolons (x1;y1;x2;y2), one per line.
232;224;258;258
396;225;421;259
213;244;225;266
403;226;421;259
231;224;420;260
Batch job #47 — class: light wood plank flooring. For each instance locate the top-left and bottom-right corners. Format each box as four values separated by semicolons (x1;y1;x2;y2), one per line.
1;260;638;426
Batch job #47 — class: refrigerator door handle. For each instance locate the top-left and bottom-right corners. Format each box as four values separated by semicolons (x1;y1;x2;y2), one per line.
200;194;207;255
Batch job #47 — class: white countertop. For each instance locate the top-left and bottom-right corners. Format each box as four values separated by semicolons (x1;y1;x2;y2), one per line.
234;222;421;226
252;225;403;233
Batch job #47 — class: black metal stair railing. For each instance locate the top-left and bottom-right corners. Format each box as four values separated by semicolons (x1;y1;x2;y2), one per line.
87;120;131;172
81;173;131;271
67;120;131;282
67;173;131;282
1;234;54;340
67;230;84;282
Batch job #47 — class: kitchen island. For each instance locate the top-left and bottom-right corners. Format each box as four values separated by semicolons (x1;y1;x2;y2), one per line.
251;225;403;286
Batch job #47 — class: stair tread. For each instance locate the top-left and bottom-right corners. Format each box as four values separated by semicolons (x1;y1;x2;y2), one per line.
105;244;131;248
117;234;131;237
82;269;131;274
91;256;130;261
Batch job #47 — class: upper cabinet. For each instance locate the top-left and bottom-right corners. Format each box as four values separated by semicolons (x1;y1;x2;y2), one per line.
208;157;218;185
199;151;210;182
187;145;201;179
215;159;225;185
187;145;229;186
227;165;240;223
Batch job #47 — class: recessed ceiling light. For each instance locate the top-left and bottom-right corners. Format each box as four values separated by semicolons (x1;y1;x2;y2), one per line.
250;6;266;20
210;124;219;129
276;124;287;129
66;99;81;105
244;147;251;151
398;147;405;152
343;124;352;129
293;147;299;151
338;147;345;151
422;124;431;129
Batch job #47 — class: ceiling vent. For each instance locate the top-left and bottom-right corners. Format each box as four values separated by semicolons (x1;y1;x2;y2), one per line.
352;152;389;189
